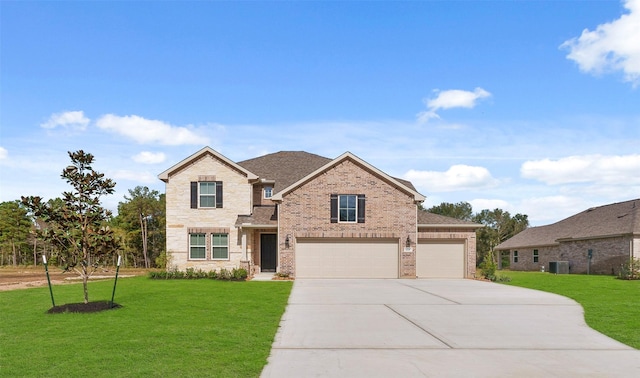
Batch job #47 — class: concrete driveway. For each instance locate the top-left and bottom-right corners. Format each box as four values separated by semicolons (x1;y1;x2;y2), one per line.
261;279;640;377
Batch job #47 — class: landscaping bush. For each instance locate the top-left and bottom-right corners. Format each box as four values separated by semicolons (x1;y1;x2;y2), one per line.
148;267;247;281
617;260;640;280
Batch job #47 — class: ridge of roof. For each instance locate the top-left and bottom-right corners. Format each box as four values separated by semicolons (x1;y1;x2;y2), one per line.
237;151;332;193
496;198;640;250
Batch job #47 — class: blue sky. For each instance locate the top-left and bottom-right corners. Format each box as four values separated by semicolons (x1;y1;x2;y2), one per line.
1;0;639;226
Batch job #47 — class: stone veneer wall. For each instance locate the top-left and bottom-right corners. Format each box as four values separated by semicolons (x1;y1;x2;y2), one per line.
417;228;478;278
165;153;252;272
277;159;418;278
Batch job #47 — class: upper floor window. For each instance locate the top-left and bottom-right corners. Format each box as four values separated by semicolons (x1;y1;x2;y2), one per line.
330;194;365;223
264;186;273;199
190;181;223;209
199;182;216;207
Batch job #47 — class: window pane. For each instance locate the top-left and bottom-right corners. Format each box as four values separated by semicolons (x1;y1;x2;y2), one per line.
200;196;215;207
200;182;216;194
338;195;357;222
212;233;228;259
190;234;206;259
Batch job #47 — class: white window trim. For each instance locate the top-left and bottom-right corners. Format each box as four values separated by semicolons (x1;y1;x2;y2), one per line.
513;250;519;263
189;233;207;260
199;182;216;208
263;186;273;199
211;233;229;260
338;194;357;223
533;249;539;263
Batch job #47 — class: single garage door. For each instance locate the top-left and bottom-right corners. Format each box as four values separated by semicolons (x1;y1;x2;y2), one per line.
296;238;398;278
416;241;465;278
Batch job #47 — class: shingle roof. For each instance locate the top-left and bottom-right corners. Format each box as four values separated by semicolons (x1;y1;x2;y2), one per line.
237;150;418;194
237;151;332;193
417;210;482;228
235;206;278;227
496;199;640;250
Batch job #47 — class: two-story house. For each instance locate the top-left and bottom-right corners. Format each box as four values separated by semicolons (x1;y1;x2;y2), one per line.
158;147;480;279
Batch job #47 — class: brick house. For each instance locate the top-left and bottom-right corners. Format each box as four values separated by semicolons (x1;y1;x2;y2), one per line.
158;146;480;278
495;199;640;275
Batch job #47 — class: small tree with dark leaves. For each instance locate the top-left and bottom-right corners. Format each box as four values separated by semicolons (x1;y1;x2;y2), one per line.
22;150;118;304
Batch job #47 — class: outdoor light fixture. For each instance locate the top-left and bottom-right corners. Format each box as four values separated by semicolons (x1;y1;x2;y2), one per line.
406;236;411;248
285;235;291;248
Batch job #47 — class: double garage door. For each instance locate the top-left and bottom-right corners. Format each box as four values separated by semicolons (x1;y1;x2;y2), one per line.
296;239;398;278
296;238;466;278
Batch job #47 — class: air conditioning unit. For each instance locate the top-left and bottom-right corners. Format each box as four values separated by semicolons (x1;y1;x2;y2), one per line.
548;261;569;274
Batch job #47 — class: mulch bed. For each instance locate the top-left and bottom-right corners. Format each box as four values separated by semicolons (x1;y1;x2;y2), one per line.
47;300;122;314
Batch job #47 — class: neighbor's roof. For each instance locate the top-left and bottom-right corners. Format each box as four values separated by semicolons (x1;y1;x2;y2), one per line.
496;199;640;250
417;210;483;229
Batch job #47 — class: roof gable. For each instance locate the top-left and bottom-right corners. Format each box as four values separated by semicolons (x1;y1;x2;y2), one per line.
158;146;258;182
270;151;426;202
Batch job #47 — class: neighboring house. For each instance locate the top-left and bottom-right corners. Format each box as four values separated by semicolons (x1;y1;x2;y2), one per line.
158;146;480;279
495;199;640;275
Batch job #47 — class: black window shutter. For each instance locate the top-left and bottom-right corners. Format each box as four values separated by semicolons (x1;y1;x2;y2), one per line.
190;182;198;209
330;194;338;223
357;194;366;223
215;181;223;208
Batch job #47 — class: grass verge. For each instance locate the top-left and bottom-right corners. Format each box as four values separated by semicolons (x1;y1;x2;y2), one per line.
0;276;292;377
501;271;640;349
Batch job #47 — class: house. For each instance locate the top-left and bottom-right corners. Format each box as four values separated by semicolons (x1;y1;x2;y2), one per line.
495;199;640;275
158;146;480;279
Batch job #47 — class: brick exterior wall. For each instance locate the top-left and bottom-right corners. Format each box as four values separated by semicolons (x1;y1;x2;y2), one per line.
277;159;418;278
165;153;252;272
417;228;478;278
509;236;635;275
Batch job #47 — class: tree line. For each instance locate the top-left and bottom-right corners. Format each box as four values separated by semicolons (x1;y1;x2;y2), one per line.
0;152;165;270
426;201;529;266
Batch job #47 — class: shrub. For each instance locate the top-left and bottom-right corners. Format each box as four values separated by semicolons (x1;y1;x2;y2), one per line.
479;252;497;281
232;268;248;281
218;268;232;280
618;260;640;280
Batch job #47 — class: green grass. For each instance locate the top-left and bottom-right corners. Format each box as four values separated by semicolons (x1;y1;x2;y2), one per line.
0;277;292;377
500;271;640;349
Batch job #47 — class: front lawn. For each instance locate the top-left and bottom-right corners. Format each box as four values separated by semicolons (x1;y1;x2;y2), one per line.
0;276;292;377
501;271;640;349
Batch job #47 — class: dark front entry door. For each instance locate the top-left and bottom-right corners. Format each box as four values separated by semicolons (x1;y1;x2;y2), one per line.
260;234;277;272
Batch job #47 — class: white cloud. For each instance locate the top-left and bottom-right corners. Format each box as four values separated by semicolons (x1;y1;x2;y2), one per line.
417;87;491;123
96;114;209;145
109;169;158;184
404;164;498;192
40;110;90;130
469;198;511;213
521;154;640;185
519;196;592;225
132;151;166;164
0;147;7;160
561;0;640;86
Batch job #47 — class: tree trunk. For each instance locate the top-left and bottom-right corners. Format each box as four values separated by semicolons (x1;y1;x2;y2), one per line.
12;240;17;266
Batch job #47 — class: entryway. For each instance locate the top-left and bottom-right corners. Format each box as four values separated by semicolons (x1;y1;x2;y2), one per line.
260;234;277;272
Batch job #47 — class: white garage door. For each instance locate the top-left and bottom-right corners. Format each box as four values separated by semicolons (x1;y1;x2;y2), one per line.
417;241;465;278
296;239;398;278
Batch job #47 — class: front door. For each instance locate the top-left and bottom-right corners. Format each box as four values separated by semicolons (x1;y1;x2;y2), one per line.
260;234;277;272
